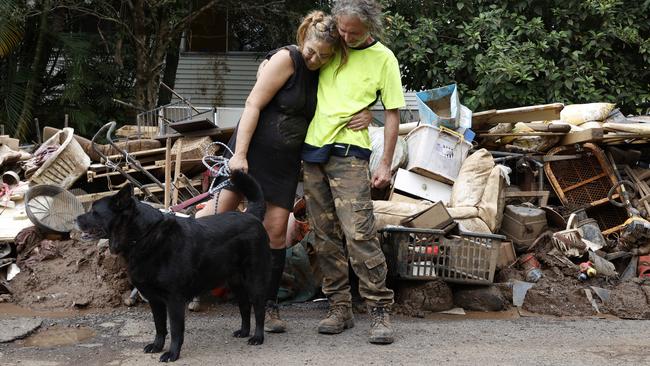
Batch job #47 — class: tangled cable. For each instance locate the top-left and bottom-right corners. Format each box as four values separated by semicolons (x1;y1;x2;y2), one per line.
201;142;234;210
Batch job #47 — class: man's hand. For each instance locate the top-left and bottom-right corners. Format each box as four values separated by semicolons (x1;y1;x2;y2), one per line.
228;153;248;173
371;161;392;189
347;109;373;131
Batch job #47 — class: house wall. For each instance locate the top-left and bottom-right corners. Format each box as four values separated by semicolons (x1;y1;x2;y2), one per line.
174;52;420;125
173;52;264;108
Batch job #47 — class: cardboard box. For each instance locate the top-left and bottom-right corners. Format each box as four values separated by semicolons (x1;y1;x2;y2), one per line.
0;135;19;151
497;241;516;269
392;168;452;204
401;201;453;229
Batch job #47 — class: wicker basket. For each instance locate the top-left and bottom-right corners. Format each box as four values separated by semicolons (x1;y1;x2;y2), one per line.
171;136;218;160
30;128;91;189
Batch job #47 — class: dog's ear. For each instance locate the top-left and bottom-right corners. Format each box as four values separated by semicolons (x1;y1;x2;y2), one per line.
114;183;134;210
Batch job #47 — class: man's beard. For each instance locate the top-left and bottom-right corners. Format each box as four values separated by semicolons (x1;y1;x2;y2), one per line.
347;33;371;48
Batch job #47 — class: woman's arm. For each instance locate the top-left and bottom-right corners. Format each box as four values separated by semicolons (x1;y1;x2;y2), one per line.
229;49;294;172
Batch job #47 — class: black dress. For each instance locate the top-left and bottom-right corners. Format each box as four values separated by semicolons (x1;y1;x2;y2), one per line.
226;45;318;211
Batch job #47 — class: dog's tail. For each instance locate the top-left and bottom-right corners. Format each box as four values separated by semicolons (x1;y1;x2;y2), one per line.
229;170;266;220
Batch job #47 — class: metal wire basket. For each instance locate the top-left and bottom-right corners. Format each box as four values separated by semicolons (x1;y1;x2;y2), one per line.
24;185;85;234
380;226;503;285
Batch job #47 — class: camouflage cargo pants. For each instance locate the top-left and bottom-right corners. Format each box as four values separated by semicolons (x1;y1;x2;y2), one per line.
303;156;394;308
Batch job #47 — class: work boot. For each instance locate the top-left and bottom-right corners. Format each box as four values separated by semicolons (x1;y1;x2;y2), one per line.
188;296;201;312
318;305;354;334
368;306;394;344
264;303;287;333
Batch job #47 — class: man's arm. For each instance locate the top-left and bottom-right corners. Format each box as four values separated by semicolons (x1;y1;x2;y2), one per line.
371;108;399;189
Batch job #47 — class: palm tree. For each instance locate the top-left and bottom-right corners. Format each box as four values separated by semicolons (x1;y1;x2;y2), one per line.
0;0;23;58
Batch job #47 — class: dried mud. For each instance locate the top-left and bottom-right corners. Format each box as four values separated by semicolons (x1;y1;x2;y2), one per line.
4;228;650;319
7;230;130;310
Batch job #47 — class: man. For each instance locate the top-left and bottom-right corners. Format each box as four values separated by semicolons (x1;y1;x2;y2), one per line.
302;0;405;345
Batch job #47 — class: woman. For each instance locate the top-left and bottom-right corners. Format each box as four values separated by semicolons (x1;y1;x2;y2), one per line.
195;11;372;332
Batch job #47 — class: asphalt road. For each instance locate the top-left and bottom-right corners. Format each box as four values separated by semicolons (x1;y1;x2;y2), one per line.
1;302;649;366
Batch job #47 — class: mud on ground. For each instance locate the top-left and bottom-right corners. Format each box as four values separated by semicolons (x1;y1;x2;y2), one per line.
4;227;650;319
6;228;130;310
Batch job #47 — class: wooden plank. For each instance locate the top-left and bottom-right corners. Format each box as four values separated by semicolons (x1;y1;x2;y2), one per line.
164;137;172;209
525;123;571;132
624;166;650;196
562;173;608;192
479;132;566;137
76;178;203;204
559;128;603;146
602;133;650;139
472;103;564;130
105;147;167;160
637;170;650;181
86;165;162;181
172;139;183;205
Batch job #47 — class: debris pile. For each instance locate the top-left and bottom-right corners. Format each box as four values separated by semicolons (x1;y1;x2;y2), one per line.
2;87;650;319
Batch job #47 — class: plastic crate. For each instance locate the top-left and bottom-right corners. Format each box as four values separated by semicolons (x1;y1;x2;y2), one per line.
379;226;503;285
405;125;472;184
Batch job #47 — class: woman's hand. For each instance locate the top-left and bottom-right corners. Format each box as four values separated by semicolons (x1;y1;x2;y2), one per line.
347;109;373;131
228;153;248;173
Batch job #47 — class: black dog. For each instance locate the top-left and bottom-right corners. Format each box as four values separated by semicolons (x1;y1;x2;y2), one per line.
76;171;270;362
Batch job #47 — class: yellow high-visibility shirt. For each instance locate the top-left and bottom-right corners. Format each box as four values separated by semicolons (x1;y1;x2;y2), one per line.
303;40;405;163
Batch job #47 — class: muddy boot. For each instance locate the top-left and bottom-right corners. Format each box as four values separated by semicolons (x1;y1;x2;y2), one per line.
264;302;287;333
368;306;394;344
318;305;354;334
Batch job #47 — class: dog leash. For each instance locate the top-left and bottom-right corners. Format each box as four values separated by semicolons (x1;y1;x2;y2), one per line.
201;142;235;213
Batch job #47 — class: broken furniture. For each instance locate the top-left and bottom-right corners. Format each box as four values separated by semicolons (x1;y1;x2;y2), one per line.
544;143;628;235
91;122;166;204
136;84;220;139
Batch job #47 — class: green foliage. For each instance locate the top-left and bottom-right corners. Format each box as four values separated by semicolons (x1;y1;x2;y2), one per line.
383;0;650;114
40;32;136;137
0;0;33;137
0;2;23;57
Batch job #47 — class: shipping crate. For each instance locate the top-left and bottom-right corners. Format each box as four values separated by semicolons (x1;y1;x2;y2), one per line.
400;201;453;230
380;226;503;284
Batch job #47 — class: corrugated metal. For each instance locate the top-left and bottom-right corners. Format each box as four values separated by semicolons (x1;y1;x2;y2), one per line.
174;52;264;107
174;52;420;119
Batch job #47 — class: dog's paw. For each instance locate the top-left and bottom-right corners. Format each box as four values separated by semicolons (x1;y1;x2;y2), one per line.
144;342;163;353
248;335;264;345
232;329;250;338
159;351;180;362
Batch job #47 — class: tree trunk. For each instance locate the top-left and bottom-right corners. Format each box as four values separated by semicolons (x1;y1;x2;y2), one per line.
15;0;51;139
157;35;181;107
